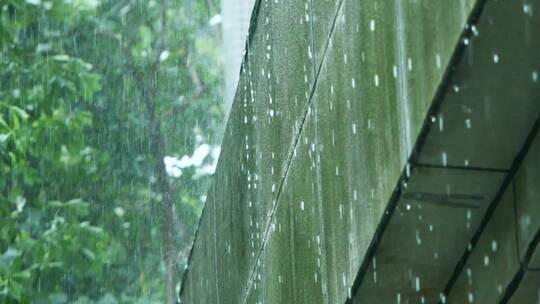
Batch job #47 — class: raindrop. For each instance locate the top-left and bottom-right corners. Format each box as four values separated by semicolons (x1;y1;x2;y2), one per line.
491;240;498;252
441;152;448;166
523;3;533;16
159;50;170;61
471;25;479;36
468;292;474;303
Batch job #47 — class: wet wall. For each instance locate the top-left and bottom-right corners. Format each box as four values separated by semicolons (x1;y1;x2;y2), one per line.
179;0;540;303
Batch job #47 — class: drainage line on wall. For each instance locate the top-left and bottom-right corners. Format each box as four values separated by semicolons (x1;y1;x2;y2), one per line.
414;163;508;173
240;0;346;301
177;0;264;300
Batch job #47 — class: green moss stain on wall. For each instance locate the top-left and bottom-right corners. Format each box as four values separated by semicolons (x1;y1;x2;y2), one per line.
178;0;540;303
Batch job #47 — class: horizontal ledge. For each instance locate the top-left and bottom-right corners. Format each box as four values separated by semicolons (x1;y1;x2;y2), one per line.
414;163;509;173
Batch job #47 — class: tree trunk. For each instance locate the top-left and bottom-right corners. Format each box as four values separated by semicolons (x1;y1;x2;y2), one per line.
150;117;178;304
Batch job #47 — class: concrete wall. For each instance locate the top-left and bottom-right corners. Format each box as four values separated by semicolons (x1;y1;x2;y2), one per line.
180;0;540;303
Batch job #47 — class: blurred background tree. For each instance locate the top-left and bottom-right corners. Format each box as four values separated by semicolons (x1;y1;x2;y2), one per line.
0;0;223;303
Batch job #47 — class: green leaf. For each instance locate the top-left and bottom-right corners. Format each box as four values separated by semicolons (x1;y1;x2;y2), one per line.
138;25;152;49
51;54;70;62
48;293;68;304
74;0;100;11
10;106;29;121
11;112;19;130
0;115;9;129
81;248;95;260
25;0;41;5
9;280;23;300
0;248;20;268
12;270;31;280
0;133;10;143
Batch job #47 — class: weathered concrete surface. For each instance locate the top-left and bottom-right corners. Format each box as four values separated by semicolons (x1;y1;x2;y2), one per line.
351;0;540;303
179;0;540;303
447;133;540;303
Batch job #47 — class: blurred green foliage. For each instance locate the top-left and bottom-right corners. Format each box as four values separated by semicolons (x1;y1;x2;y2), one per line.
0;0;223;302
